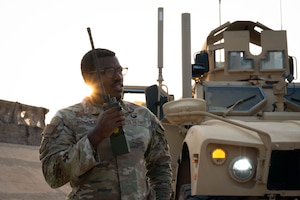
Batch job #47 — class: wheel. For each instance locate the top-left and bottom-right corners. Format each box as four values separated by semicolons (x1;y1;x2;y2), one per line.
178;184;191;200
178;184;207;200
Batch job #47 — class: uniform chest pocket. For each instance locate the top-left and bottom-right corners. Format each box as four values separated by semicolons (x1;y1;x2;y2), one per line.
124;124;151;152
71;118;97;142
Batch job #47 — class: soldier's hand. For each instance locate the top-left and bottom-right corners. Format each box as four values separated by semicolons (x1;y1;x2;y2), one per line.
88;107;125;149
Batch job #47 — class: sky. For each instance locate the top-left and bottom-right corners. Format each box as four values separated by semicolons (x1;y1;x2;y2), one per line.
0;0;299;123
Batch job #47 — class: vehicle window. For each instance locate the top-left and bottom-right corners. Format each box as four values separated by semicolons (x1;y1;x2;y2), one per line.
214;49;225;69
123;93;146;106
260;51;284;70
228;51;253;70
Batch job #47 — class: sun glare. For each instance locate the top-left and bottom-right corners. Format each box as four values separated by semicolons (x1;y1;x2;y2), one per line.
84;84;93;96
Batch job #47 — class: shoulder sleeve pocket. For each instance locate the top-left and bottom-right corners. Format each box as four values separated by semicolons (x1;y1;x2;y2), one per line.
42;124;59;138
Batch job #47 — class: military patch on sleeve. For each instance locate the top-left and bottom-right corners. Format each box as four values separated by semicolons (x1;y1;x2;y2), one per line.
50;116;62;126
43;124;57;135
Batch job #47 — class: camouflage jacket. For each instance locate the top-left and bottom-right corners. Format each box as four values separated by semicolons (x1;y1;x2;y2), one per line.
39;97;173;200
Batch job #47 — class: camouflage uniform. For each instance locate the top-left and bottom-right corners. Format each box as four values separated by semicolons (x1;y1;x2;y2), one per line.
39;97;173;200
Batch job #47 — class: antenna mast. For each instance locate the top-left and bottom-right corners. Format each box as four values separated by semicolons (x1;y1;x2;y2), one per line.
219;0;222;26
157;7;164;117
280;0;283;30
157;7;164;86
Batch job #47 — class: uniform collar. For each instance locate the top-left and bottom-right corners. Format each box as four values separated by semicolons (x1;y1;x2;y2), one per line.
82;96;126;114
82;96;103;115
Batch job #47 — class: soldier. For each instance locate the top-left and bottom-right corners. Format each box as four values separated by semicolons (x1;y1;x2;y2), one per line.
39;48;173;200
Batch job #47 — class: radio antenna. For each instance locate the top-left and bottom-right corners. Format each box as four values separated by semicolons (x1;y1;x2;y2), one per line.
87;27;110;103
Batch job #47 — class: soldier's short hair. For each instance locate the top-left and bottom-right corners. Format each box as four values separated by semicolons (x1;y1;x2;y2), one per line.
81;48;115;82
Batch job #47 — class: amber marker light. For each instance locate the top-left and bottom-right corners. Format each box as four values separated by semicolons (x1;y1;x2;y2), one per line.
211;148;226;165
192;154;199;163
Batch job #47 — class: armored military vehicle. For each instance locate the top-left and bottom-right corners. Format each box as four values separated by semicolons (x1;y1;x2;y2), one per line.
144;9;300;199
157;17;300;199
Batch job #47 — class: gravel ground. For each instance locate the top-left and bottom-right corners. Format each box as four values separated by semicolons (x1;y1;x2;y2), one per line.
0;142;70;200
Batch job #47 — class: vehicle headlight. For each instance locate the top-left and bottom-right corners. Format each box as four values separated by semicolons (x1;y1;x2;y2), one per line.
229;157;254;182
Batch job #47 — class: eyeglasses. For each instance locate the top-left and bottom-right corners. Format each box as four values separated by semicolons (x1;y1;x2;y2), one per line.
89;67;128;78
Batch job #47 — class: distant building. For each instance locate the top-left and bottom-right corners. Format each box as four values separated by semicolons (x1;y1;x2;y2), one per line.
0;99;48;146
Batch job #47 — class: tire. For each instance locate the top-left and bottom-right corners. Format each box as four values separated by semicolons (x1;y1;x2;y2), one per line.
178;184;191;200
178;184;206;200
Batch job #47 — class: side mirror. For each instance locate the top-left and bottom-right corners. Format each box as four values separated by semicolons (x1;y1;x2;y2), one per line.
286;56;295;83
192;51;209;78
145;85;168;120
